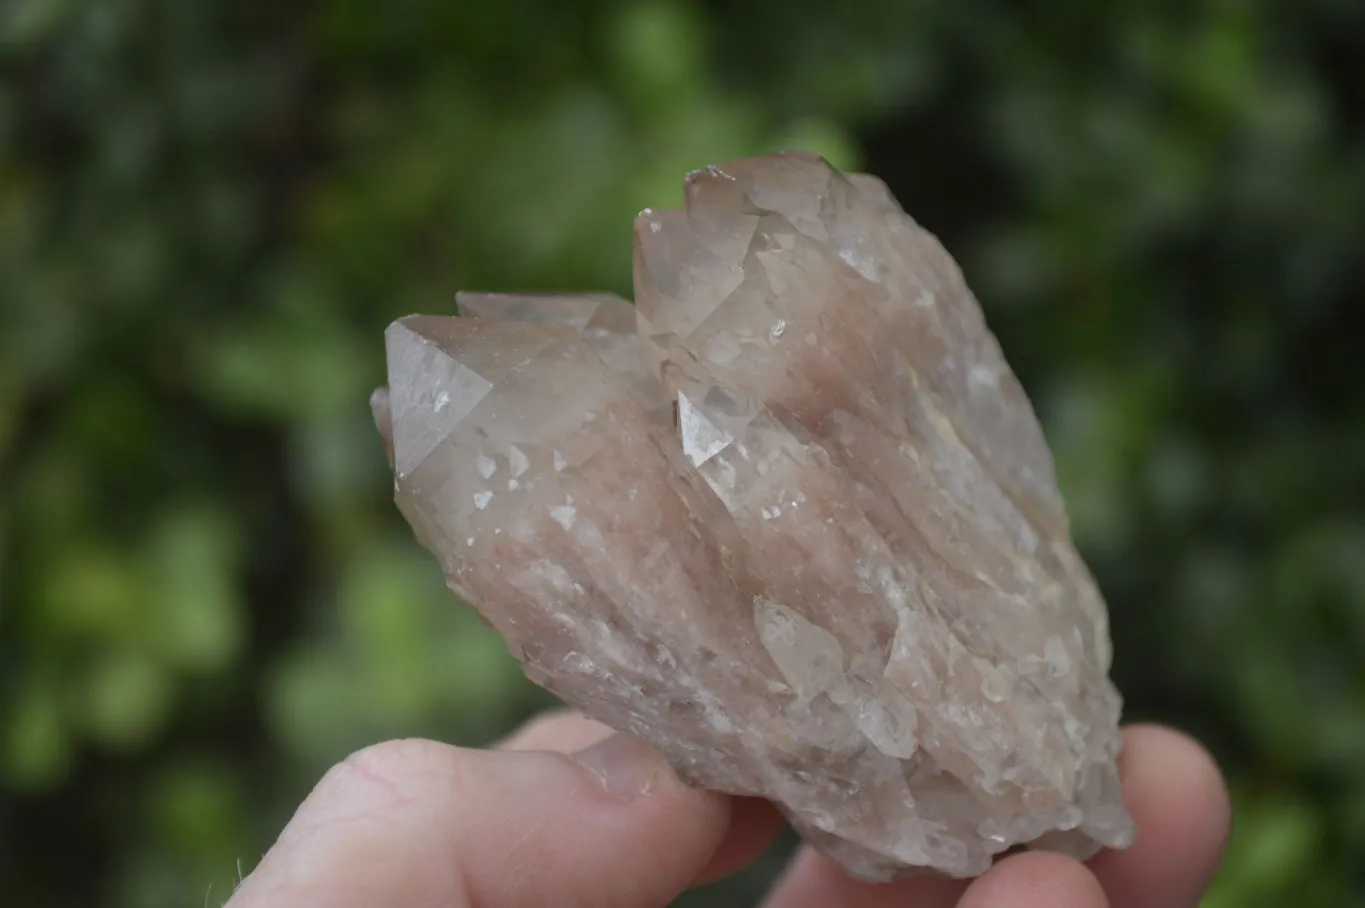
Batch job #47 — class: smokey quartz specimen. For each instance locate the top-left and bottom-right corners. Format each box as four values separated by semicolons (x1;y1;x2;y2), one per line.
372;151;1135;880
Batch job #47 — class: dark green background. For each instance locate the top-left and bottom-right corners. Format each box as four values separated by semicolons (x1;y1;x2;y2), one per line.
1;0;1362;905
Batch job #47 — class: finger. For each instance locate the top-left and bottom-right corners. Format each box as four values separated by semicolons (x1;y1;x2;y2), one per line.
960;851;1108;908
761;846;968;908
225;735;732;908
498;709;783;885
1089;724;1230;908
693;796;784;885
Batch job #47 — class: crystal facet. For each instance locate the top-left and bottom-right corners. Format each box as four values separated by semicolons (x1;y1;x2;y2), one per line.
373;152;1136;881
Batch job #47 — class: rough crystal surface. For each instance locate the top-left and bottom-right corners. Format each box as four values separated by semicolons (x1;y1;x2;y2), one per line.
373;152;1136;880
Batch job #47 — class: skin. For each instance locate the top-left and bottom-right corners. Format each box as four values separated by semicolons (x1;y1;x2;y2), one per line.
226;713;1229;908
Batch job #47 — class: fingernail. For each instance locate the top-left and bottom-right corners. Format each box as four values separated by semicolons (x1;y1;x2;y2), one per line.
572;733;666;800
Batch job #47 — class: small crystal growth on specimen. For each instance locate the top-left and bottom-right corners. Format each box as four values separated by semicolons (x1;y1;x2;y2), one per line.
373;151;1135;880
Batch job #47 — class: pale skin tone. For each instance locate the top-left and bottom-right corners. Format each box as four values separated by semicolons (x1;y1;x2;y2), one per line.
227;712;1229;908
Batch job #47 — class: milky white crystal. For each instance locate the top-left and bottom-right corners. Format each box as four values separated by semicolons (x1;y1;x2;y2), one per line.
373;151;1136;880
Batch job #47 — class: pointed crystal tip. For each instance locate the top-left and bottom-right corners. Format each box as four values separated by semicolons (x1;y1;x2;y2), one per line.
370;386;394;467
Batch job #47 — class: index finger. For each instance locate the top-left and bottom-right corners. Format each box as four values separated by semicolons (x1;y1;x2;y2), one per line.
499;709;784;886
1089;724;1230;908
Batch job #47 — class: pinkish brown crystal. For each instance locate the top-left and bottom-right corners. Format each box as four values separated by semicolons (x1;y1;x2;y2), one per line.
373;152;1135;880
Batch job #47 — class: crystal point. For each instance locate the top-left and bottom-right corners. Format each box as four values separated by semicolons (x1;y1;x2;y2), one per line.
377;151;1135;880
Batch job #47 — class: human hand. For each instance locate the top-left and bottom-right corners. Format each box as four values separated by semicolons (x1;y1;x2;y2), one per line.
226;712;1229;908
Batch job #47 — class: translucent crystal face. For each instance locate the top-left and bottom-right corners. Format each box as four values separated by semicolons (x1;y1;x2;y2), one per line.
374;152;1135;881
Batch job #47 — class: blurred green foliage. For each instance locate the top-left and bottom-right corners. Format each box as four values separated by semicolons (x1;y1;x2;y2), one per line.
0;0;1361;905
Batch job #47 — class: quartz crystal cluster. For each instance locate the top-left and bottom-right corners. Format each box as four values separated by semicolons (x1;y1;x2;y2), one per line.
372;151;1135;880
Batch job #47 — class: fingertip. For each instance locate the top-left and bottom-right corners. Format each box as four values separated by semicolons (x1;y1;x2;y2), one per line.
960;852;1108;908
498;713;782;888
1090;724;1230;908
1132;724;1231;843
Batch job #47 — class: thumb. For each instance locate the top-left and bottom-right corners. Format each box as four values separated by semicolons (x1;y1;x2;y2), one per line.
226;735;732;908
